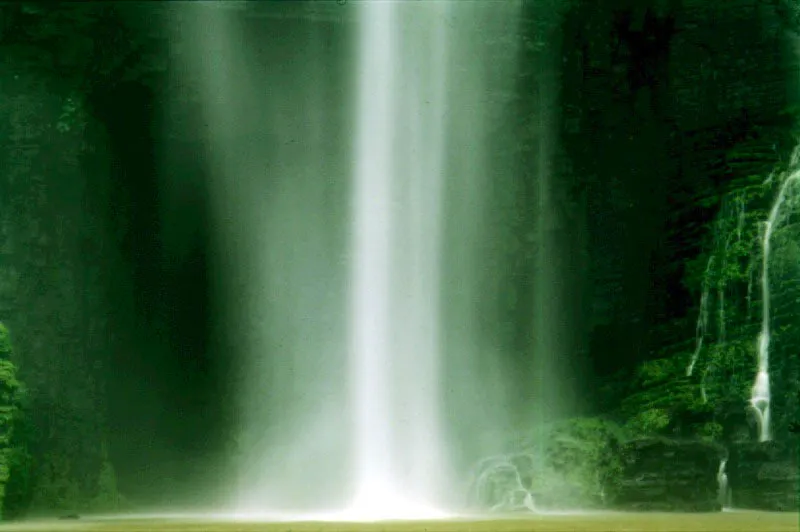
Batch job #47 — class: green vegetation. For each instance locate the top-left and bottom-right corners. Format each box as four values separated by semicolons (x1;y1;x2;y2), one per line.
0;324;24;519
0;3;144;519
89;445;123;512
533;418;626;507
610;111;800;445
478;103;800;509
473;417;626;510
0;320;123;518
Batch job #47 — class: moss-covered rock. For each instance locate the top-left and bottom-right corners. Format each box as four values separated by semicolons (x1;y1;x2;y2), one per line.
0;323;22;519
470;418;627;511
609;437;725;512
727;440;798;511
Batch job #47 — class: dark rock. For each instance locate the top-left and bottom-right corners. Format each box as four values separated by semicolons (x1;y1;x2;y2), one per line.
608;438;725;512
719;402;761;444
727;441;798;511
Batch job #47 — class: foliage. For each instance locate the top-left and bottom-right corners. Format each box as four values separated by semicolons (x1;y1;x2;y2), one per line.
55;93;86;134
0;325;23;519
626;408;671;436
472;418;627;510
0;325;10;361
619;354;708;437
29;453;81;513
89;455;122;512
620;113;800;447
19;441;124;515
0;3;154;517
2;423;32;520
621;340;756;442
696;421;723;442
535;417;626;507
698;340;757;408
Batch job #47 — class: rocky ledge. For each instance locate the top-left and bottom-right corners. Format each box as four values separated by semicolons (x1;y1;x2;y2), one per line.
727;440;798;511
609;438;725;512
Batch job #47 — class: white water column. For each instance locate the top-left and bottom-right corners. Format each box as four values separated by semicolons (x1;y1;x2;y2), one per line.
348;0;450;518
750;168;799;442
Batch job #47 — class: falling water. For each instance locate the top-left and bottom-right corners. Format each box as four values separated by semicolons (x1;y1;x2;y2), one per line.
179;0;543;519
717;459;729;508
686;257;713;377
689;191;750;404
347;0;449;518
179;3;357;515
750;168;800;442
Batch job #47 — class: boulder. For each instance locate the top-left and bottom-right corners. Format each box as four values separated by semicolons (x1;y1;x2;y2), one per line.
609;438;725;512
727;441;798;511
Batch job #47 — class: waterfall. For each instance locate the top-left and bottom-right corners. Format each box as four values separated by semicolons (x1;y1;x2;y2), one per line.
347;0;449;518
717;459;729;509
750;168;799;442
686;257;713;377
347;0;533;517
181;0;537;519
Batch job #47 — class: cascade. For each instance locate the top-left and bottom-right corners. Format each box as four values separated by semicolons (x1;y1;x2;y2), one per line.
686;257;713;377
717;459;729;509
182;0;551;519
347;0;449;518
750;155;800;442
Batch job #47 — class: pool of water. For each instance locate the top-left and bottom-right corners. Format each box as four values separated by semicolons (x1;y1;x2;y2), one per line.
0;511;797;532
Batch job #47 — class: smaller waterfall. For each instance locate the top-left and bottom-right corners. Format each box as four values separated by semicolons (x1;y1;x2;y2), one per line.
717;459;729;509
687;257;714;377
750;168;799;442
688;192;749;403
348;0;451;517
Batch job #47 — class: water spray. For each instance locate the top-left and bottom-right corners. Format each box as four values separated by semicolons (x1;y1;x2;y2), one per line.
468;453;537;513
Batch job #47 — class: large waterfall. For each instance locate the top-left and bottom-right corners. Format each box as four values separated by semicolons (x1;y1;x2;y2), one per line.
176;0;562;520
347;1;449;518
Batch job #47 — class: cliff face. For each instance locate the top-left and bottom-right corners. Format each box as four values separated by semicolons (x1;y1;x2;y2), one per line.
728;441;799;511
670;1;791;129
561;1;796;378
610;438;725;512
0;59;118;511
